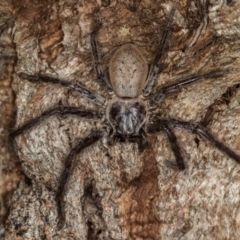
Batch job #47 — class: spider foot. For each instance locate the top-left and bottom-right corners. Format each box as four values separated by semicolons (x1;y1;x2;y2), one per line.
55;198;66;230
163;159;182;170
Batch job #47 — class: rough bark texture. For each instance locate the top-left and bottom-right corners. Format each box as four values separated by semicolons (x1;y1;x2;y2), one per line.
1;0;240;239
0;1;24;239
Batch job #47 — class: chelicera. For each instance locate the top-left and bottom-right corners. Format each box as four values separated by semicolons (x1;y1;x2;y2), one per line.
11;5;240;225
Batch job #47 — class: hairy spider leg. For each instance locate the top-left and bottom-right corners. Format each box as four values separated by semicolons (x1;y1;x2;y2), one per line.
56;130;105;228
149;71;224;108
147;117;240;165
200;83;240;127
10;106;102;138
128;128;149;151
18;73;106;106
91;26;113;92
145;120;185;170
161;125;185;170
138;128;149;150
142;3;177;97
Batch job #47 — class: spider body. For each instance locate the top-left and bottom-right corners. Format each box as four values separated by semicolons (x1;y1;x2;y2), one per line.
10;5;240;227
107;99;147;138
107;43;148;142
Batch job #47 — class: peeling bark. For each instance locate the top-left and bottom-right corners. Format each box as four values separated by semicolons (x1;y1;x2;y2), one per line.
1;0;240;239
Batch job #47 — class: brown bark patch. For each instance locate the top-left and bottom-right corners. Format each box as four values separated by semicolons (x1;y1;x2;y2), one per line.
118;137;160;239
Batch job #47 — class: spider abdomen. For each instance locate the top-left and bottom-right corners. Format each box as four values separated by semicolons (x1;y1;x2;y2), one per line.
109;44;148;98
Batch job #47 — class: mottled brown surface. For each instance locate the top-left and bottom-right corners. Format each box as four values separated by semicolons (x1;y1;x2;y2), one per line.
1;0;240;239
0;60;20;239
117;137;160;239
0;1;23;239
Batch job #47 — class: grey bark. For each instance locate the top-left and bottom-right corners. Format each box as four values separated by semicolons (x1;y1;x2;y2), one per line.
0;1;23;239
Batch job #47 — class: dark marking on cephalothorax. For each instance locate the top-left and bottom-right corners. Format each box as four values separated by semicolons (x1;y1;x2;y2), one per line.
107;99;146;137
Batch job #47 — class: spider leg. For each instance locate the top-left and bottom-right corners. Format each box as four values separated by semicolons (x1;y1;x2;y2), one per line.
147;116;240;164
142;3;177;97
146;119;185;169
128;129;149;152
10;106;102;138
161;125;185;170
148;71;223;108
18;73;106;106
91;26;113;92
56;129;105;228
138;128;149;151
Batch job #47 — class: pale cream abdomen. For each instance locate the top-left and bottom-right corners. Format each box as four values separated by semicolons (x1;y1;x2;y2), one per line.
109;44;148;98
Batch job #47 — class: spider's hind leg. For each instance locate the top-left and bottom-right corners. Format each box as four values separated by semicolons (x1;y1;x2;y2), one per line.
18;73;106;106
148;71;224;108
142;3;177;97
90;25;113;92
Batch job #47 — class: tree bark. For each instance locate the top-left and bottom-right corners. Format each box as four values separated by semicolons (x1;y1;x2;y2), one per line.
2;0;240;239
0;1;24;239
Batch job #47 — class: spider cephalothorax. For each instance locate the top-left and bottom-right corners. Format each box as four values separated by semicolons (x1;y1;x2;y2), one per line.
107;99;147;138
11;4;240;227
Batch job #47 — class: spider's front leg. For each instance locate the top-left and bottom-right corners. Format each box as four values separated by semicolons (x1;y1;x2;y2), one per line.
10;106;102;138
10;105;105;228
167;118;240;164
146;119;185;170
147;116;240;167
161;125;185;170
56;130;105;228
